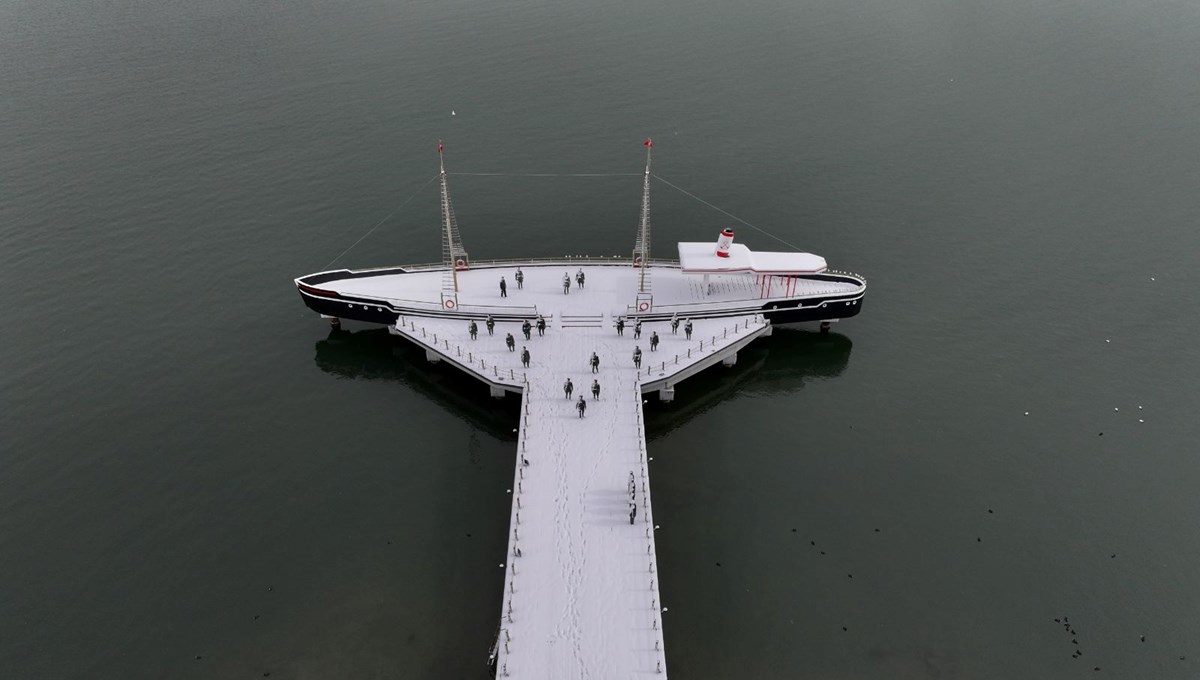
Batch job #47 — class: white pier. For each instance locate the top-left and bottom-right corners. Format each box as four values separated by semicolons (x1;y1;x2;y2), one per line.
302;141;854;677
391;312;771;678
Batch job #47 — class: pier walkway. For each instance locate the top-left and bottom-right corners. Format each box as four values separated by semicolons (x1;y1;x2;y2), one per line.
499;333;661;678
390;313;772;678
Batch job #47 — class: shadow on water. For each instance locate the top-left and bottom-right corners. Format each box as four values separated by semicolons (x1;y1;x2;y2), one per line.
643;328;853;438
314;326;852;440
314;327;520;441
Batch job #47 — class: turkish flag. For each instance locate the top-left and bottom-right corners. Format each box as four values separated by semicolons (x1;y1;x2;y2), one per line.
644;138;653;148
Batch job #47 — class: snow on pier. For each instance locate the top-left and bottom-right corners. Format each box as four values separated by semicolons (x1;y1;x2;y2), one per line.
499;338;662;678
391;310;771;678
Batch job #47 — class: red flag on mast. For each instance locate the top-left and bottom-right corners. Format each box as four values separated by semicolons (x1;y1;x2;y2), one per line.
644;138;653;148
438;142;444;152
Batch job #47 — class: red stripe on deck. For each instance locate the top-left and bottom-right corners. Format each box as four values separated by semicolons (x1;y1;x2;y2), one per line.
298;284;339;297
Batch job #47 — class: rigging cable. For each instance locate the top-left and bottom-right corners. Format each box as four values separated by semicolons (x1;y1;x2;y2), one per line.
651;173;804;252
321;174;439;270
448;172;640;177
321;171;804;270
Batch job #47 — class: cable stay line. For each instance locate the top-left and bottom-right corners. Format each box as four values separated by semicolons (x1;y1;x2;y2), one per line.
321;174;439;270
320;169;806;273
448;172;640;177
650;173;804;252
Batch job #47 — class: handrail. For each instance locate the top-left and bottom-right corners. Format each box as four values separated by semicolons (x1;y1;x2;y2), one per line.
306;259;863;288
624;288;863;315
397;317;528;388
340;292;539;316
399;256;681;272
304;260;864;287
638;314;769;378
308;256;680;276
825;269;868;283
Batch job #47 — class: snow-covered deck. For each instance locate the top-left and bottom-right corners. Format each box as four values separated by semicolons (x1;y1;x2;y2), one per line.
316;262;858;316
389;313;773;677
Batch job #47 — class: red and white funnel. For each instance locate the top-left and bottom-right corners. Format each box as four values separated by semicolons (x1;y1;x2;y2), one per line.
715;228;735;258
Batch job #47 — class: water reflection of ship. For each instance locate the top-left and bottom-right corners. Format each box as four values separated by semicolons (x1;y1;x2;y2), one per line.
643;328;853;438
314;326;851;440
313;327;519;440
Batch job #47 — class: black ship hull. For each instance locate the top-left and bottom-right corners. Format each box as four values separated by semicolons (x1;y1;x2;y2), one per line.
296;266;865;327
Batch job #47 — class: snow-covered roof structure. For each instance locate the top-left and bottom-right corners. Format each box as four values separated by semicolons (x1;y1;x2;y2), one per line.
677;242;827;275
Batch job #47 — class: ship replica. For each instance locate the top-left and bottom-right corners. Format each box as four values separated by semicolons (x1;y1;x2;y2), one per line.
294;143;867;678
295;141;866;333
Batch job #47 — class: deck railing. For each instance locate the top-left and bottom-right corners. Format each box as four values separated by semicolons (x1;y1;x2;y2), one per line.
637;314;768;378
318;256;681;276
397;317;528;388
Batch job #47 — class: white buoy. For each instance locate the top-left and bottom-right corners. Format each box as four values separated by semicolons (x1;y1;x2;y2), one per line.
1114;407;1119;411
1139;419;1144;423
1024;412;1029;416
451;110;456;116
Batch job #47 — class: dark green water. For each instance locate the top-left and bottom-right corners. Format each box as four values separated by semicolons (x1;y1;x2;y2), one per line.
3;0;1199;677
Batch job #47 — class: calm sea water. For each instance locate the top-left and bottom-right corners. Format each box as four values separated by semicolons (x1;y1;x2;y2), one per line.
3;0;1199;677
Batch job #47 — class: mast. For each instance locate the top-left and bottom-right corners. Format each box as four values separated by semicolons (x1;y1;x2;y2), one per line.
633;138;653;293
438;141;468;295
